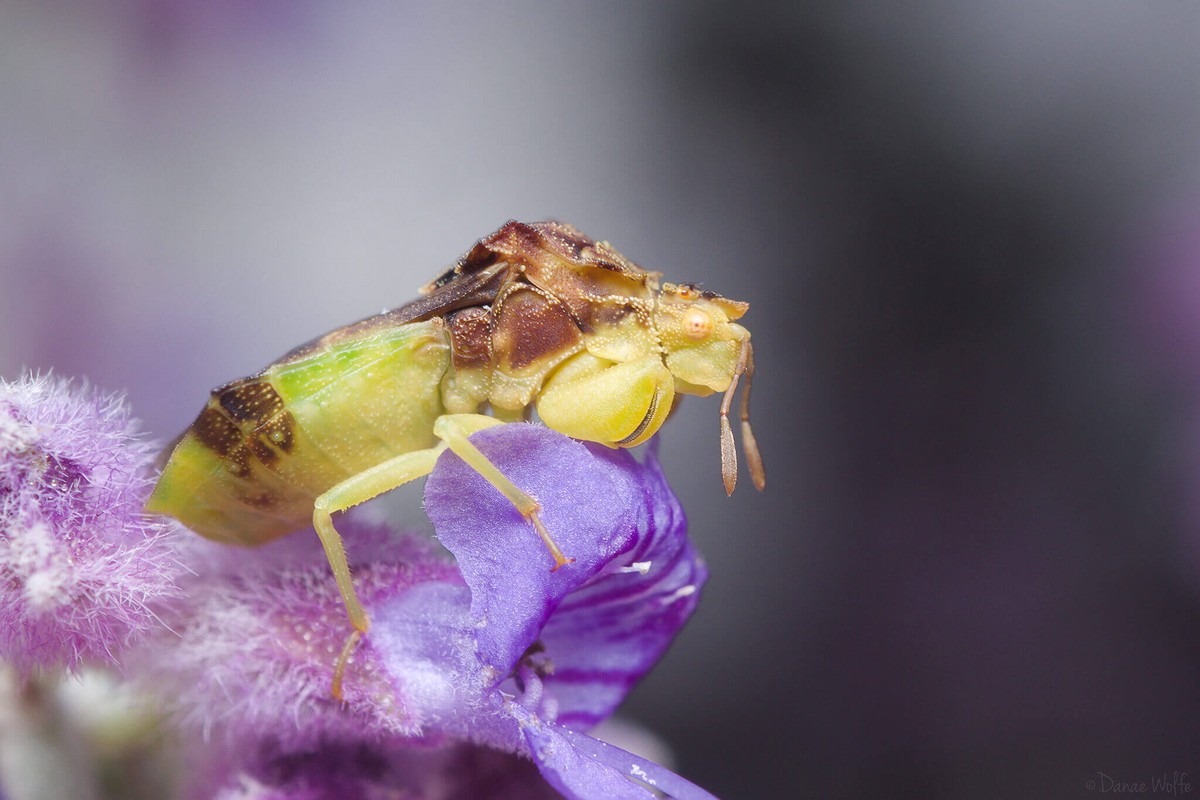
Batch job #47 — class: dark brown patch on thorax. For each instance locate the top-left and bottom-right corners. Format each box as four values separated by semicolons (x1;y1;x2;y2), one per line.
446;307;494;370
492;283;583;373
587;297;647;330
478;222;656;332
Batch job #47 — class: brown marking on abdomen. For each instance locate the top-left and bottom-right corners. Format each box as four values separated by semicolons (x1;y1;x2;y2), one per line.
192;407;241;457
213;379;297;454
187;379;301;506
217;379;285;425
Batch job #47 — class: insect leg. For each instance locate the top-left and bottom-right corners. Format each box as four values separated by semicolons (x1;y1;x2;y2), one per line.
313;446;445;699
432;413;576;571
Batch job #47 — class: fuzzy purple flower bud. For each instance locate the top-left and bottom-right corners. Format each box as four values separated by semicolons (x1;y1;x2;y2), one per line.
153;424;715;799
0;374;181;672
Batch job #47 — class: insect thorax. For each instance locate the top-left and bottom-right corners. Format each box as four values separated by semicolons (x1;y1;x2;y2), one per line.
438;273;661;417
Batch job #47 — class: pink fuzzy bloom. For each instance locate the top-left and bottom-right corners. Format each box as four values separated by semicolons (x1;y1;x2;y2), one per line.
0;374;182;672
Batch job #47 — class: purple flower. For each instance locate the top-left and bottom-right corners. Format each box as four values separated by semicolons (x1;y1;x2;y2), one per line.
0;374;182;672
154;424;715;799
209;740;561;800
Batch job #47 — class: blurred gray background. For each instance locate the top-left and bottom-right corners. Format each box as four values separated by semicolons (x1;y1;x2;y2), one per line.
3;3;1200;798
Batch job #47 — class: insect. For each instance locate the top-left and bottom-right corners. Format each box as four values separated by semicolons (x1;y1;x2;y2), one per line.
146;220;764;698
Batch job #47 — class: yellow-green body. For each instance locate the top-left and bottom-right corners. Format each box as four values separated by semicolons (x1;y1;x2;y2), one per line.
147;320;450;545
149;221;762;551
147;220;762;698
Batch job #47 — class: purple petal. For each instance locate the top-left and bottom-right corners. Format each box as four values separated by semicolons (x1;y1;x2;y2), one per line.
510;702;720;800
153;423;714;798
367;579;491;741
424;424;642;677
539;450;707;728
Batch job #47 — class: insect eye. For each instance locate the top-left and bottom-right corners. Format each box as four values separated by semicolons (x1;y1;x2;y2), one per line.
682;308;714;340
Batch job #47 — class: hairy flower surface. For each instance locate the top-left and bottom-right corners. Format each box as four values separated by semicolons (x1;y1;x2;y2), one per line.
0;374;181;672
156;424;714;799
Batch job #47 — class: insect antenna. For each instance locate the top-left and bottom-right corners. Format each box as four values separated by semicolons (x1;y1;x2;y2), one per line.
740;339;766;491
719;334;766;495
720;335;749;494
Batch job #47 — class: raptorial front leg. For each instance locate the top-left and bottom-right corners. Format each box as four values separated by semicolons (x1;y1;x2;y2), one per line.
313;446;444;700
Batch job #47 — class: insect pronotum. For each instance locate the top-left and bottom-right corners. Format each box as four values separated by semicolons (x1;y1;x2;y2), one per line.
146;221;764;698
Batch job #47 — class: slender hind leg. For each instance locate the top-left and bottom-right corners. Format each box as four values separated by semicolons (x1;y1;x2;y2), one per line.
312;413;573;699
314;447;443;699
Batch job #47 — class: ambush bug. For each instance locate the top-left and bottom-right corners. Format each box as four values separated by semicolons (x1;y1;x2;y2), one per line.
147;221;764;697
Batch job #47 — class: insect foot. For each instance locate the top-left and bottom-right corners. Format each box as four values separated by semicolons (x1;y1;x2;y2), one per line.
529;509;576;571
432;413;576;571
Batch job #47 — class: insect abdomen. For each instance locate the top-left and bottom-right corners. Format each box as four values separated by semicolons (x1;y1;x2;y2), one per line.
147;320;452;545
269;321;451;483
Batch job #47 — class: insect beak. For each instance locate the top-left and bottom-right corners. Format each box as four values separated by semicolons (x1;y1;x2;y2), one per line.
719;334;766;495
